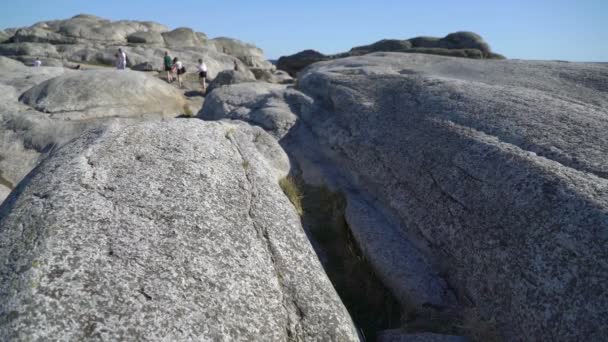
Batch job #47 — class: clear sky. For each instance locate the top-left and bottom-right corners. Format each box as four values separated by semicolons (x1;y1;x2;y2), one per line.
1;0;606;62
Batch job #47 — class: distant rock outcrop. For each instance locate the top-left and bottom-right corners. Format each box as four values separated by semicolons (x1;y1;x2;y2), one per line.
277;49;329;77
0;120;359;341
0;14;273;77
277;32;505;76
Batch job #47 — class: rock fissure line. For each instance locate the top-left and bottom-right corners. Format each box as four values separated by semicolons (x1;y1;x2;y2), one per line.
225;132;303;340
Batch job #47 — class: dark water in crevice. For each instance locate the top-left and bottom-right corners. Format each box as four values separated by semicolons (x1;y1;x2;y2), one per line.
296;181;402;341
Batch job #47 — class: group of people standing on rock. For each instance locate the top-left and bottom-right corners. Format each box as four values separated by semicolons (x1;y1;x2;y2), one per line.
163;51;211;92
163;52;191;89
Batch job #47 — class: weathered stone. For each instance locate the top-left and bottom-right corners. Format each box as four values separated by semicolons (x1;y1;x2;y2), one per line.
131;61;155;71
0;120;359;341
206;69;257;94
295;52;608;341
19;69;186;119
277;49;328;77
378;331;469;342
0;15;265;78
278;32;502;76
251;68;294;84
209;37;273;69
350;39;413;55
162;27;205;49
200;83;309;138
127;31;165;45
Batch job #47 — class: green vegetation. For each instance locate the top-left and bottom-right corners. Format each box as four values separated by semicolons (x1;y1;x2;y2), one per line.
280;177;501;341
281;177;401;340
182;105;193;117
278;176;303;216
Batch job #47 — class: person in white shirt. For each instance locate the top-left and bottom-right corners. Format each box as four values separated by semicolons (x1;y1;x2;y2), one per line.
173;57;184;88
116;48;127;70
33;58;42;67
197;58;208;93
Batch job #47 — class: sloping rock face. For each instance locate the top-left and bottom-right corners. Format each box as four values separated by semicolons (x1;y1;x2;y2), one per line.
206;69;257;94
20;69;186;119
294;53;608;340
0;57;82;205
277;32;504;77
0;14;271;76
0;120;359;341
210;37;274;69
200;83;310;139
0;57;188;205
251;68;294;84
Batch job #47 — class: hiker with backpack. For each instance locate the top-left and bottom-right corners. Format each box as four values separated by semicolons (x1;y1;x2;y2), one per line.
164;51;173;82
173;57;185;88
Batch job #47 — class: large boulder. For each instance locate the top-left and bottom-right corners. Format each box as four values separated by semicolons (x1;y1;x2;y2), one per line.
209;37;273;69
200;83;310;138
277;49;329;77
0;58;83;205
19;69;186;119
294;52;608;340
126;31;165;45
0;120;359;341
251;68;294;84
162;27;206;49
206;69;257;94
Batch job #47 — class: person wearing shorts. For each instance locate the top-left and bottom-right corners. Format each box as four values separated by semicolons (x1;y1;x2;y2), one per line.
164;52;173;82
197;58;208;93
173;57;185;88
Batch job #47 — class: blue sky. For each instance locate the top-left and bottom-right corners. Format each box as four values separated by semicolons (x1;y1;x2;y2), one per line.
1;0;606;61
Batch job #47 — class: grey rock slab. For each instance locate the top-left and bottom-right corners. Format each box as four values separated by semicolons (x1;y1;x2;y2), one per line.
297;52;608;340
206;69;257;94
127;31;165;45
0;119;359;341
345;196;456;308
20;69;186;119
200;82;311;139
0;184;10;204
162;27;206;49
378;331;469;342
209;37;273;69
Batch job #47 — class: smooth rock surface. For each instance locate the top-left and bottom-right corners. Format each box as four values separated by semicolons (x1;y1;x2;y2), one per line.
20;69;186;119
378;331;469;342
209;37;274;69
200;83;311;139
206;69;257;94
0;120;359;341
296;52;608;340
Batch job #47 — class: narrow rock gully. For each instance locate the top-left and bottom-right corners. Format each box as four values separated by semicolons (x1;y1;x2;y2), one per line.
280;177;498;342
